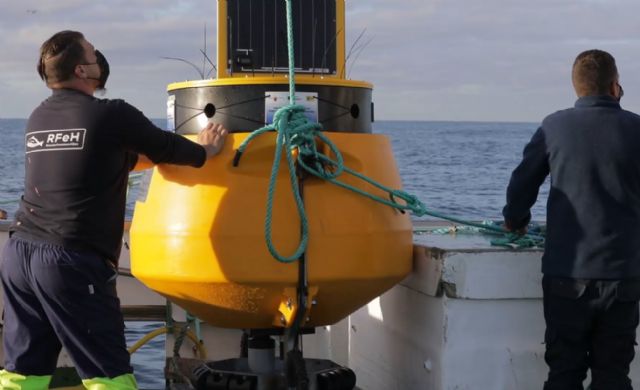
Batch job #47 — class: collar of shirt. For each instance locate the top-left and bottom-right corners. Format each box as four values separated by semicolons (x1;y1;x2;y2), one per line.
51;88;94;99
574;95;621;109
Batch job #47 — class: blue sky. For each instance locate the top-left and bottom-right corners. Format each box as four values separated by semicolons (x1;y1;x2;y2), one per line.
1;0;640;122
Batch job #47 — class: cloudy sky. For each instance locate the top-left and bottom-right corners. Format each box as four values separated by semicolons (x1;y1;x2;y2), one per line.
1;0;640;122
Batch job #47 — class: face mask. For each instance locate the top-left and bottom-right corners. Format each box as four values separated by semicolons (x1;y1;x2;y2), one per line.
83;49;110;90
93;50;110;90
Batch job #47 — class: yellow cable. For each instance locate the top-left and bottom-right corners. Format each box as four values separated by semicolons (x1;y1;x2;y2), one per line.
127;326;207;359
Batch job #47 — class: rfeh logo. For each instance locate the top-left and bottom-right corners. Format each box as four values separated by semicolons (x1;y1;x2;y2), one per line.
25;129;86;153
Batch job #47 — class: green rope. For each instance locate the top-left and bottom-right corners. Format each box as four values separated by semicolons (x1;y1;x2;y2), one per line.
285;0;296;106
232;0;544;262
425;220;545;249
231;0;321;263
491;234;545;249
421;209;544;247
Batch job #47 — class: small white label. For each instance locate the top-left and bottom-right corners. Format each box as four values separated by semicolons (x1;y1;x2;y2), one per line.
265;92;318;124
166;95;176;131
88;284;95;295
25;129;86;154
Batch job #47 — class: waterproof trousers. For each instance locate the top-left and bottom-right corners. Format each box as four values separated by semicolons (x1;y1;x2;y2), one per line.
0;237;137;389
543;276;640;390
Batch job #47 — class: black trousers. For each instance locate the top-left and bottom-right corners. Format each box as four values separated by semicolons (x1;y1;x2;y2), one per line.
543;276;640;390
0;236;132;379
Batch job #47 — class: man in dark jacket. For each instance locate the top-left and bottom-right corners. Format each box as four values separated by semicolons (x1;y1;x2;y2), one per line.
0;30;228;389
503;49;640;389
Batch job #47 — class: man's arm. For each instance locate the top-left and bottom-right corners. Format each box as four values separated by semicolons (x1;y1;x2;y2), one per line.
131;123;228;171
503;127;550;231
113;100;227;167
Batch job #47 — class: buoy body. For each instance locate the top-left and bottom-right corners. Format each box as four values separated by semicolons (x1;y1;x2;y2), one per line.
131;0;413;329
130;132;413;328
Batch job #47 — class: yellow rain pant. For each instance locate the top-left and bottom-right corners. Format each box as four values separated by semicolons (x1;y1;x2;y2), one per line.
0;370;52;390
81;373;138;390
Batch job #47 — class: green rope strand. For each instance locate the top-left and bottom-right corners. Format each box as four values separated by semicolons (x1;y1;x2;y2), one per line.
285;0;296;105
424;220;545;249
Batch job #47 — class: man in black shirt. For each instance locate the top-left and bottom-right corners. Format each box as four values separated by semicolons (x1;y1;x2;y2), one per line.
504;50;640;389
0;31;227;389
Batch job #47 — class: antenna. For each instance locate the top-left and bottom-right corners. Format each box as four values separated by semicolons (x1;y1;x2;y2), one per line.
347;36;374;78
202;23;207;79
200;49;217;78
162;22;215;81
342;27;367;78
161;57;204;79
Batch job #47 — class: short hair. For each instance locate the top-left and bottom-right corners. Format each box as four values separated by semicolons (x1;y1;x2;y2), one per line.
37;30;86;84
572;49;618;96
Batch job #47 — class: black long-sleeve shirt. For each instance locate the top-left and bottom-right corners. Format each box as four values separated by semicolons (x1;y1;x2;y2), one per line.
11;88;206;263
504;95;640;279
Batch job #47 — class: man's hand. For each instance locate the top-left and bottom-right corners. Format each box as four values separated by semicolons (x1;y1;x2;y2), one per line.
504;220;528;235
198;123;228;158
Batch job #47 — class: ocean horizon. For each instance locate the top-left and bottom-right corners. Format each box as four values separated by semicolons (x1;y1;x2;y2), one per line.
0;118;549;222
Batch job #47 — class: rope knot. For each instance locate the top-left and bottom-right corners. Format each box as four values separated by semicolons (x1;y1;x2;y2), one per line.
388;190;428;216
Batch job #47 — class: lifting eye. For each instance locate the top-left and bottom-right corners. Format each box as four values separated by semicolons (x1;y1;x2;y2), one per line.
204;103;216;118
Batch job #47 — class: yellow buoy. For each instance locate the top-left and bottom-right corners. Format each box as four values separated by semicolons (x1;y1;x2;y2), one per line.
130;0;413;329
130;131;412;328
